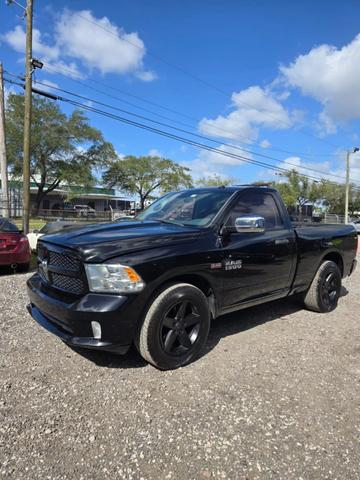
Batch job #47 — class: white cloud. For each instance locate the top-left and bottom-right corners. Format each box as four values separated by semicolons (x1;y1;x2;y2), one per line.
135;70;157;82
317;111;337;136
256;149;360;187
199;86;292;143
55;10;153;79
3;25;59;60
2;24;82;79
46;60;85;80
281;34;360;124
2;25;25;52
183;144;247;181
3;9;155;82
183;158;223;180
197;144;247;166
148;148;162;157
330;150;360;183
260;139;271;148
259;155;350;184
197;34;360;142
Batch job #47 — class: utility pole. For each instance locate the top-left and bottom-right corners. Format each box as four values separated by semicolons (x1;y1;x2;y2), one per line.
22;0;34;234
345;150;350;224
0;63;9;218
345;147;359;224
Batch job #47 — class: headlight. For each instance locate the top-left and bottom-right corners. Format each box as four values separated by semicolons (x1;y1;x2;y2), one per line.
84;264;145;293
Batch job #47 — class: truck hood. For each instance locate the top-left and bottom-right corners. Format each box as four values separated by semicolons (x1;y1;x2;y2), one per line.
41;220;204;262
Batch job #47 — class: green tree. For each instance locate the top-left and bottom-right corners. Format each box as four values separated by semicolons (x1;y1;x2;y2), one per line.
314;180;360;216
196;174;233;187
103;155;193;209
311;180;344;214
5;93;116;214
350;188;360;216
273;171;360;217
272;170;312;211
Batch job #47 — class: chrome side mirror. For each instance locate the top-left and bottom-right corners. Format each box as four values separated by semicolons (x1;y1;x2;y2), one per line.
234;216;265;233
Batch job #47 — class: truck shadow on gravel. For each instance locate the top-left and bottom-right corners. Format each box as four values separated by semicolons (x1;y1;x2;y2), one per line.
70;286;349;369
203;285;349;356
68;345;148;369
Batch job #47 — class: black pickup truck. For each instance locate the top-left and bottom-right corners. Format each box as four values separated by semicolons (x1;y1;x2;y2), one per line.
27;186;358;369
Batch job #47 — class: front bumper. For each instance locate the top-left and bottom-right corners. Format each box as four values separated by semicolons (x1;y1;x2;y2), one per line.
27;303;130;354
26;273;143;354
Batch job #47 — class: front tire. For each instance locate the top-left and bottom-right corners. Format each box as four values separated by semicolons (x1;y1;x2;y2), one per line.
138;283;211;370
303;260;342;313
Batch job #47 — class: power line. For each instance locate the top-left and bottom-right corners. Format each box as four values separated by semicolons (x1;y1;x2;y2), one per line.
11;61;341;165
58;98;360;190
26;84;360;189
30;78;353;184
41;65;341;160
41;65;201;126
44;64;197;122
6;77;359;190
5;62;336;163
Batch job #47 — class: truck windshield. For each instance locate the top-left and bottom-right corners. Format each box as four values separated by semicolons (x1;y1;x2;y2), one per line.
136;189;234;227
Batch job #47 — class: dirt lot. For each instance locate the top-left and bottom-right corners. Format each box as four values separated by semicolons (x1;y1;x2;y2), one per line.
0;261;359;480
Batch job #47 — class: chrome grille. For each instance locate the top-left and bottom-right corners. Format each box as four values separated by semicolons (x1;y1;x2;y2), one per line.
37;243;86;295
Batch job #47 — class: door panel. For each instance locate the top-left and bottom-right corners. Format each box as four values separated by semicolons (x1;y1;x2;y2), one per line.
219;229;296;309
218;190;297;310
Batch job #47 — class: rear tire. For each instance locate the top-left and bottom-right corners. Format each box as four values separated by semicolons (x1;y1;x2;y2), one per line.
303;260;341;313
17;262;30;273
138;283;211;370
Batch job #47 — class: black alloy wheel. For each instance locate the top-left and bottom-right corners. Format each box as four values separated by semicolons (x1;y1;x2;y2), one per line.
138;283;211;370
160;300;201;355
320;271;341;310
304;260;342;313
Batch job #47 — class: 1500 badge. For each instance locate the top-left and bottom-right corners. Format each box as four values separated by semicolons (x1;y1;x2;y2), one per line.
224;259;243;270
210;259;243;270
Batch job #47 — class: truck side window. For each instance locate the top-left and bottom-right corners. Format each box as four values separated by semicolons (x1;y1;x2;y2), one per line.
226;192;284;230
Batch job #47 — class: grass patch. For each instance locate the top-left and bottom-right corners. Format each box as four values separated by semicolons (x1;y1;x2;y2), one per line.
30;252;38;271
13;218;46;231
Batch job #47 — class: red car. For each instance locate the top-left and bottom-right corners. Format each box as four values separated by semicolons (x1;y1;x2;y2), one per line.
0;218;31;271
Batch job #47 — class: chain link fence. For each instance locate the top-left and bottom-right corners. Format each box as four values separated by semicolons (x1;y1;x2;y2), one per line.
1;192;133;227
323;213;346;224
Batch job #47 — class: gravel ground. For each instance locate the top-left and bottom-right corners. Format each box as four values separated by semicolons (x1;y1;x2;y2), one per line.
0;263;359;480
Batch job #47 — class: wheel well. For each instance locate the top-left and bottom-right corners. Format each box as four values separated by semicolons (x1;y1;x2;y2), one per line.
158;274;217;319
322;252;344;276
165;274;211;295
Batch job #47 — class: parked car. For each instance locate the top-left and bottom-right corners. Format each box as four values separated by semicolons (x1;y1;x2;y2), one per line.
73;205;96;218
0;218;31;271
60;204;96;218
112;215;135;223
351;218;360;233
27;186;358;369
27;221;77;251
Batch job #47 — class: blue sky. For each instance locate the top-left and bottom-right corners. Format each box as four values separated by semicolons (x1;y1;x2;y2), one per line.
1;0;360;186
